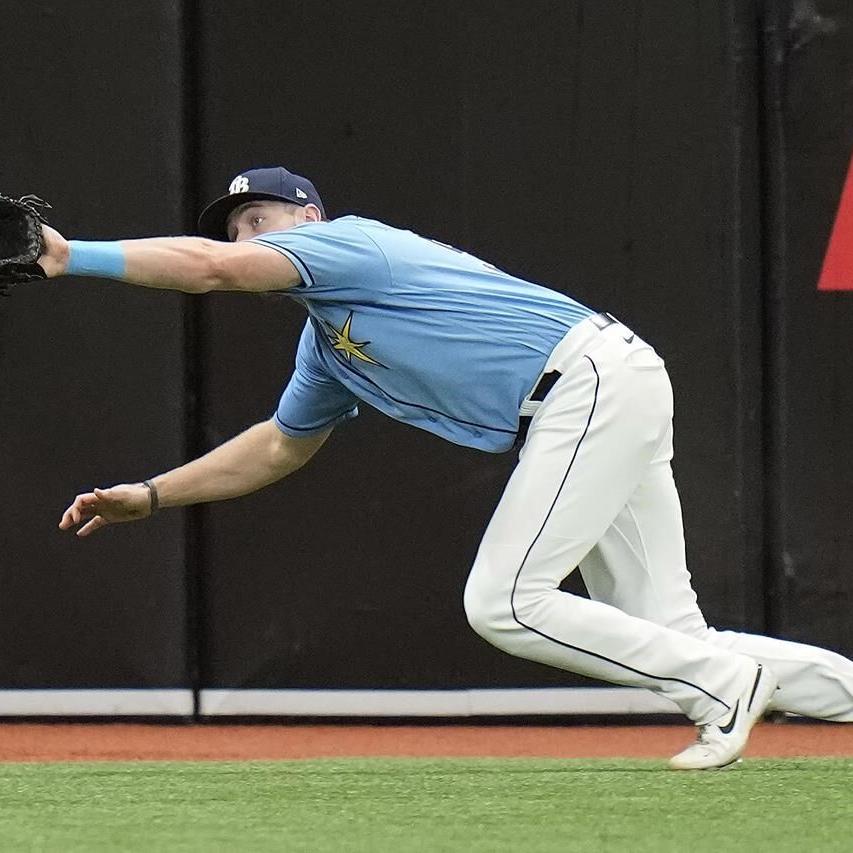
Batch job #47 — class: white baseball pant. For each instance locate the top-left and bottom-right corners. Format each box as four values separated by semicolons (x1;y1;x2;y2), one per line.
464;315;853;724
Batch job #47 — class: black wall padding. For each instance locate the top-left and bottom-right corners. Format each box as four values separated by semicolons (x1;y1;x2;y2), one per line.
762;0;853;656
0;3;190;687
1;1;848;697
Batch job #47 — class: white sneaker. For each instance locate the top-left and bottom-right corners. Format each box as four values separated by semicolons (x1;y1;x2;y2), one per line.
669;662;778;770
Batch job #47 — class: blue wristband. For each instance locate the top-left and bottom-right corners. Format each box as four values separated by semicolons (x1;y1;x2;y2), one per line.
66;241;127;278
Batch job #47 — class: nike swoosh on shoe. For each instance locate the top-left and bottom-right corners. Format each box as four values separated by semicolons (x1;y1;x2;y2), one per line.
718;701;739;735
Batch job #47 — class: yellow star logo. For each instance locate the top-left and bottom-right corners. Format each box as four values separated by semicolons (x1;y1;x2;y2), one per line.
322;312;386;367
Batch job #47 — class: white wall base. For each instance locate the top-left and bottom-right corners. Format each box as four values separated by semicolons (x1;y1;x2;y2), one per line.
0;690;194;716
0;688;684;717
199;688;682;717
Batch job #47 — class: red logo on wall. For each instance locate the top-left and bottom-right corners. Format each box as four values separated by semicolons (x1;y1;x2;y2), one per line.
818;153;853;291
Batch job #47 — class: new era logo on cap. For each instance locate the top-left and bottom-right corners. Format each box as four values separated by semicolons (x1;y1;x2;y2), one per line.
295;187;308;199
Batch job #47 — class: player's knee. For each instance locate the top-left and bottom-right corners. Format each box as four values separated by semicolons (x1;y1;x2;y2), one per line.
463;583;492;639
463;577;511;644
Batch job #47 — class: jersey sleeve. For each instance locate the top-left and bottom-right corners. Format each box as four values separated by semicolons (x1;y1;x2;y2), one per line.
274;322;359;436
250;218;389;293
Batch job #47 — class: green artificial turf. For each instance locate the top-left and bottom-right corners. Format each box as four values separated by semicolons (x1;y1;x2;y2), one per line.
0;758;849;852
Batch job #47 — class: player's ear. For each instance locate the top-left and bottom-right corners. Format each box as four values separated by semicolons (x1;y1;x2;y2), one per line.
303;204;323;222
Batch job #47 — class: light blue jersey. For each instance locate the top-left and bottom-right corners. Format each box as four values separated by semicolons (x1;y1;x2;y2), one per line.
252;217;593;452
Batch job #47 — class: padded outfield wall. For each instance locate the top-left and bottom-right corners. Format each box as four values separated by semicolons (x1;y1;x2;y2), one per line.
0;0;849;716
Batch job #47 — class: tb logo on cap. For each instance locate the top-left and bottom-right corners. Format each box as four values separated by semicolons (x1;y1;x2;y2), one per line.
229;175;250;194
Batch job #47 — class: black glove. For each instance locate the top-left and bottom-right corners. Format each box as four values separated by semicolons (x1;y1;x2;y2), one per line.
0;194;52;295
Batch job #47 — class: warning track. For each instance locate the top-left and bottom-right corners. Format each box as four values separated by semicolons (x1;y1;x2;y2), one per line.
0;722;850;761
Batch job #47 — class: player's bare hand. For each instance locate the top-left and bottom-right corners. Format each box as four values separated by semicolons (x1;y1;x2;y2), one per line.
38;224;70;278
58;484;152;537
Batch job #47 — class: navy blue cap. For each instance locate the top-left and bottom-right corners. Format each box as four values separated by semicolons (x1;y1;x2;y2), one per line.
197;166;326;240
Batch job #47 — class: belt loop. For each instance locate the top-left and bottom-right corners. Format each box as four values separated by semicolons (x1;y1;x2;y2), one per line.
590;311;617;331
517;369;562;445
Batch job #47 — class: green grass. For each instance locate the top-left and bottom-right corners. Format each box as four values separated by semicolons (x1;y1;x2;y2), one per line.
0;759;850;852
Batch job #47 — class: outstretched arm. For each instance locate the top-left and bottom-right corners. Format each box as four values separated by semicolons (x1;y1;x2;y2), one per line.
59;419;330;537
38;225;300;293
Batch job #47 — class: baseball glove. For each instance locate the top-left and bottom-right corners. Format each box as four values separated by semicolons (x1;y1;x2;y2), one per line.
0;194;52;295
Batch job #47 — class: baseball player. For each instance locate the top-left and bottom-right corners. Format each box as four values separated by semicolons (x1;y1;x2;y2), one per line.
50;166;853;769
